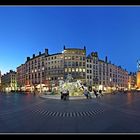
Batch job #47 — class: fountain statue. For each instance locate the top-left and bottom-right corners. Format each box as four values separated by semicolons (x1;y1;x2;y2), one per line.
58;74;86;96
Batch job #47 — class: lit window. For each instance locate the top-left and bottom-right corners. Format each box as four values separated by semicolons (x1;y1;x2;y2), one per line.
65;68;67;72
68;68;71;72
76;68;78;72
79;68;82;72
72;68;75;72
83;69;85;72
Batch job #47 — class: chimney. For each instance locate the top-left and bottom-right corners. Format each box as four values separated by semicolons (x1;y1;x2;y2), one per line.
45;49;48;56
27;57;30;61
105;56;108;62
63;45;66;50
33;54;35;58
39;52;41;55
84;46;86;50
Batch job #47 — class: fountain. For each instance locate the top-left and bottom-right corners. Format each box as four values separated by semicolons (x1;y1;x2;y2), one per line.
57;74;86;96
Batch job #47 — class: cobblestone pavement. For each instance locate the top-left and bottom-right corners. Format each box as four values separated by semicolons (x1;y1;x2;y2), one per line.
0;92;140;133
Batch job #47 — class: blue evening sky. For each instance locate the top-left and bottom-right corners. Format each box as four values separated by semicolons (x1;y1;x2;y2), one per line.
0;6;140;74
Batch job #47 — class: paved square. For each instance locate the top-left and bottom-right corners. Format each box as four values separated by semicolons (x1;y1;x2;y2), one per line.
0;92;140;133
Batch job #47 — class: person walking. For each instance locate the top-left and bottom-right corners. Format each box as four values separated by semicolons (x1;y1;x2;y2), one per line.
99;90;103;96
93;89;98;98
84;89;88;99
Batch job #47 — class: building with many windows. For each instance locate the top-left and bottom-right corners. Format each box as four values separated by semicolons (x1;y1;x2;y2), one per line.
1;70;17;92
16;46;129;93
86;52;128;92
63;46;86;83
17;64;26;91
16;46;86;93
86;52;99;87
128;72;136;90
17;51;46;92
45;51;64;91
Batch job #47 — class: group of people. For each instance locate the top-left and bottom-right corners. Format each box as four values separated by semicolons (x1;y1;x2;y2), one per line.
83;89;92;99
61;90;69;100
83;88;104;99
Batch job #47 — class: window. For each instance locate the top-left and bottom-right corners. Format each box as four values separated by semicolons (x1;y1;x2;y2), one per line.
83;69;85;72
72;56;74;60
68;68;71;72
72;62;75;66
42;72;44;77
68;62;71;66
79;68;82;72
64;62;67;66
90;64;92;68
83;57;85;60
65;68;67;72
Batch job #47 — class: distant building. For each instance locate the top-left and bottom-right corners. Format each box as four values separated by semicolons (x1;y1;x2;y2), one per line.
136;60;140;89
16;64;26;91
1;70;17;92
0;71;1;91
128;72;136;90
